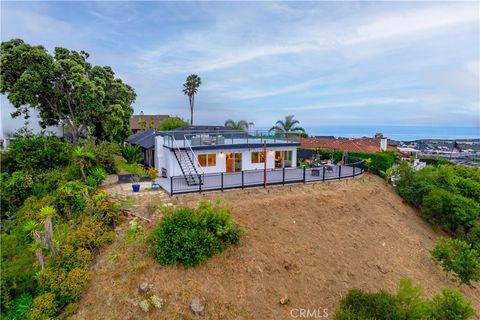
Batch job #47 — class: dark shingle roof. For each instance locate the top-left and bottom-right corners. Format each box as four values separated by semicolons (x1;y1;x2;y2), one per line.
126;129;156;149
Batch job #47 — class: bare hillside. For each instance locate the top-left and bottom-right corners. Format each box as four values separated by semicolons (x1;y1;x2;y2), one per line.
73;175;479;319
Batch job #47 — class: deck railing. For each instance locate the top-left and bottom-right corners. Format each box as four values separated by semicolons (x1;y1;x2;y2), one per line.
169;160;364;195
161;130;300;148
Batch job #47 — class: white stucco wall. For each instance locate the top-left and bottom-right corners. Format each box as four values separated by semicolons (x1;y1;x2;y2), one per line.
155;140;298;177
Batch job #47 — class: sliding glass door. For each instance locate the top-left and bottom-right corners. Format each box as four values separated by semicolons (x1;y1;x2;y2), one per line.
226;152;242;172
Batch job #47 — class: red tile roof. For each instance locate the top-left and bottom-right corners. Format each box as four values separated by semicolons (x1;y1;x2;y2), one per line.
300;138;396;154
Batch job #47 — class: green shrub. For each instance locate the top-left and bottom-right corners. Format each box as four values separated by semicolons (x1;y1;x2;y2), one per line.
159;116;189;131
44;267;91;307
150;201;243;267
30;166;75;197
51;245;92;272
456;177;480;203
85;166;107;188
429;289;476;319
431;238;480;285
422;189;480;231
335;279;476;320
68;216;115;249
0;171;34;221
3;134;72;174
3;293;33;320
89;140;120;174
29;292;58;320
55;181;90;220
120;162;146;175
336;288;405;319
463;224;480;251
0;234;36;309
121;144;143;164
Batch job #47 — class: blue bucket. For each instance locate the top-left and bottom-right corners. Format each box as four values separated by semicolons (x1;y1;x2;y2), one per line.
132;184;140;192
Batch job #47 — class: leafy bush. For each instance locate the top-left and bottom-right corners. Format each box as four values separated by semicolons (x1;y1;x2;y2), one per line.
430;288;476;319
29;293;58;320
457;177;480;203
2;135;72;174
44;267;91;306
55;181;90;220
0;171;34;221
335;279;475;319
85;166;107;188
431;238;480;285
3;293;33;320
68;216;115;249
89;140;120;174
336;288;405;319
463;224;480;251
0;234;36;310
159;116;189;131
150;201;243;267
422;189;480;231
121;144;143;164
120;162;146;175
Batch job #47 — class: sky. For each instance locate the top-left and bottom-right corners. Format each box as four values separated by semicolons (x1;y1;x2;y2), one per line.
1;1;479;136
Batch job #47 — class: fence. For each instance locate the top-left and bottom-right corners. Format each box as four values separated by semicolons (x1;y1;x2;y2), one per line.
169;160;364;195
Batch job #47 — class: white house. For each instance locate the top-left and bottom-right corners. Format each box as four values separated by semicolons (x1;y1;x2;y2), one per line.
155;126;299;185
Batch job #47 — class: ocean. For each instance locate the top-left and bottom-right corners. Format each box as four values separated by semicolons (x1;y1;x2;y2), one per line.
298;125;479;141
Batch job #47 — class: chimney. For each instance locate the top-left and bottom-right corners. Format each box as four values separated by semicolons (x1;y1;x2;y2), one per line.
380;138;388;151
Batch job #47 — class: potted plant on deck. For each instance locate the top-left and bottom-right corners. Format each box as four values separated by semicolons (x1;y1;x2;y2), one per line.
147;167;160;190
131;174;141;192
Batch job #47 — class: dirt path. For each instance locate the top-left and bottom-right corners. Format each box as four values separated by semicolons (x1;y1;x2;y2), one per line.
73;175;479;320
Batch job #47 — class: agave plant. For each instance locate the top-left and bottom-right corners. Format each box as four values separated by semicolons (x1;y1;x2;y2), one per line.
121;144;143;164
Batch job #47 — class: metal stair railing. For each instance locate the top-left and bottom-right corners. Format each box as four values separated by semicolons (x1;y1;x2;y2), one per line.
171;135;203;186
184;134;205;176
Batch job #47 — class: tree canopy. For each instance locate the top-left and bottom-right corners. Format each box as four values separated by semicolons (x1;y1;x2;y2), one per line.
270;115;305;135
224;119;249;131
159;116;189;131
182;74;201;125
0;39;136;145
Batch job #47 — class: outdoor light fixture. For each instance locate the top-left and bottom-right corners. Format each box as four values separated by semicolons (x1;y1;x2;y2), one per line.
219;152;225;157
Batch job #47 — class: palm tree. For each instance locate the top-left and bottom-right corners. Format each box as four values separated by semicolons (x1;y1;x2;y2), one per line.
182;74;202;125
224;120;249;131
270;115;305;137
73;146;95;181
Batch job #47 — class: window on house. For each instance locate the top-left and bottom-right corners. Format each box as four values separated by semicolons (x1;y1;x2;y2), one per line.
251;151;265;163
198;153;216;167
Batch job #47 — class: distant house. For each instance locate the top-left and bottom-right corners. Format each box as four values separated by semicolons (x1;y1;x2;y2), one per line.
300;137;396;153
130;112;169;134
126;129;156;167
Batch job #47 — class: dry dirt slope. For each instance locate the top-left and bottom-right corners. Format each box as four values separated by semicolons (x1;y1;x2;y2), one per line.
73;174;479;320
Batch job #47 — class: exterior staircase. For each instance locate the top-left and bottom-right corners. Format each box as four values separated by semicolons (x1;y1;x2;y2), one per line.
172;149;203;186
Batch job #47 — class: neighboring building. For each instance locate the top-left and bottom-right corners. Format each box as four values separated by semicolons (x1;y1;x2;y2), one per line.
126;129;157;167
397;147;426;171
300;137;396;153
155;126;300;184
130;112;169;134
